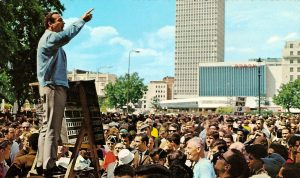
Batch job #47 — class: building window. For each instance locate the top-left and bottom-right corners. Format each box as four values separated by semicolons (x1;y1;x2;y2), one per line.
298;51;300;55
298;67;300;72
290;60;294;64
290;51;294;56
290;67;294;72
290;75;294;81
298;59;300;63
290;44;294;48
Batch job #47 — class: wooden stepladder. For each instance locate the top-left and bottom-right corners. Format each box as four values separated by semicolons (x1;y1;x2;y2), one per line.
29;81;104;178
64;81;101;178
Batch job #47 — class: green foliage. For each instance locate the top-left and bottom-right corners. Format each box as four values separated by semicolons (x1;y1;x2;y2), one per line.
104;72;147;110
0;71;14;102
0;0;64;111
98;96;110;113
215;106;233;114
273;79;300;112
248;109;273;117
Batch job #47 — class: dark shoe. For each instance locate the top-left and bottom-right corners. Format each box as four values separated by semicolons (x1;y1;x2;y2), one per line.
36;166;43;175
44;166;66;177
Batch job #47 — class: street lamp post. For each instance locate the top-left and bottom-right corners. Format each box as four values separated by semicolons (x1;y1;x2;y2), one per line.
127;50;140;114
257;58;262;115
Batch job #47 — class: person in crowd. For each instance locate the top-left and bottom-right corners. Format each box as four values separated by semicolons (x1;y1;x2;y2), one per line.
185;137;215;178
0;139;12;178
36;9;93;177
245;144;270;177
223;133;234;148
132;133;151;168
149;148;167;166
169;164;193;178
120;132;133;151
255;118;270;139
273;128;290;147
286;134;300;163
102;134;118;171
277;163;300;178
3;126;19;165
114;164;135;178
214;148;250;178
205;130;219;158
168;123;180;135
6;133;39;177
135;164;170;178
21;122;31;133
210;139;227;164
268;143;289;161
261;153;285;178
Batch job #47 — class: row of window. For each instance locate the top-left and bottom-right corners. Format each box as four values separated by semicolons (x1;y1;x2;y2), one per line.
290;75;300;81
289;51;300;56
289;43;300;48
289;67;300;72
290;59;300;64
155;85;165;88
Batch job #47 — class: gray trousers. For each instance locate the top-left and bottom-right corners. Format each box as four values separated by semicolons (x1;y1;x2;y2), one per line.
37;85;67;169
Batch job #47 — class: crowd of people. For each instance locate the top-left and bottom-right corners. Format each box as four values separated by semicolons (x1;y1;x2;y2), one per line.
1;111;300;178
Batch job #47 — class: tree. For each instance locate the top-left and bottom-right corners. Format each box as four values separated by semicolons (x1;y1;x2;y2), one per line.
273;79;300;112
104;72;148;111
150;96;161;111
0;0;64;111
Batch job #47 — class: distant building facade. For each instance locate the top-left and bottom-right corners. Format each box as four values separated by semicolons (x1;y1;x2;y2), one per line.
67;69;117;97
141;77;174;111
174;0;225;99
281;40;300;82
199;62;266;97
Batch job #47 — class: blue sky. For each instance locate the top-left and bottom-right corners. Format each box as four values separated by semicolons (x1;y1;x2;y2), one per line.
60;0;300;83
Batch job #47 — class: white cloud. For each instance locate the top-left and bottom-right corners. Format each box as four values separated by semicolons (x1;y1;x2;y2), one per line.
266;32;299;45
267;36;281;44
284;32;299;40
146;25;175;49
109;37;133;49
157;26;175;40
90;26;118;40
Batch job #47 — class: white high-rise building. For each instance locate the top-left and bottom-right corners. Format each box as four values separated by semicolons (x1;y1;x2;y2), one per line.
174;0;225;99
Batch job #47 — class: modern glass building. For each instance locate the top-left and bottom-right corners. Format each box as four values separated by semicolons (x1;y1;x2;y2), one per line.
199;64;266;96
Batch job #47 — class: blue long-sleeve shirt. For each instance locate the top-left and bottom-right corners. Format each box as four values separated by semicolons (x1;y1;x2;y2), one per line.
37;19;86;88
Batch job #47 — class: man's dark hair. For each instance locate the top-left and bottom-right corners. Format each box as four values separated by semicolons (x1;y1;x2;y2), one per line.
169;164;193;178
167;133;181;145
136;133;149;145
44;12;59;29
288;135;300;147
227;149;250;178
269;143;289;160
28;133;39;151
245;144;268;160
167;150;186;166
206;130;219;139
135;164;170;178
114;164;134;177
282;163;300;178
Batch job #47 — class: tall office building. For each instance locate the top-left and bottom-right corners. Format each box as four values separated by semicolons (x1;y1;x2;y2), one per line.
174;0;225;99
